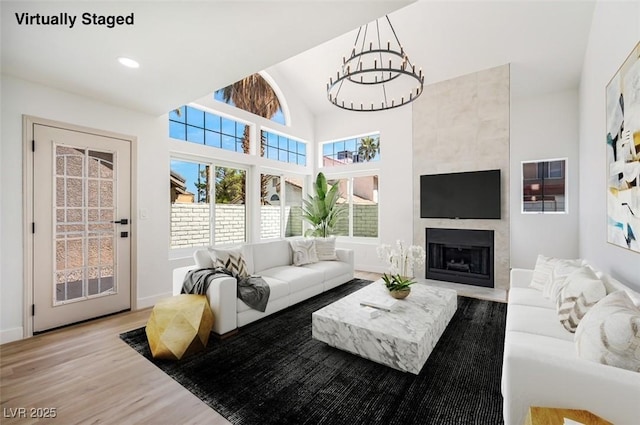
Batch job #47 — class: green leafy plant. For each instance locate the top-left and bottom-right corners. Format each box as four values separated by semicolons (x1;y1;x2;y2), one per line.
381;273;416;292
301;172;346;237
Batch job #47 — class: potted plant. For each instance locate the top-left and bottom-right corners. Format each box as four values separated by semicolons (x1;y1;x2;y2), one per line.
301;172;346;237
381;273;415;299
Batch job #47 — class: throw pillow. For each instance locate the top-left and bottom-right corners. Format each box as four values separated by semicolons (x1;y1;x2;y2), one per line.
530;254;555;292
208;247;249;278
575;291;640;372
315;237;338;261
556;266;607;333
289;239;319;266
546;258;585;300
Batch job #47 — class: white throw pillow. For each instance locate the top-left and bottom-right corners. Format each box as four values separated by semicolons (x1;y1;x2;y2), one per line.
289;239;319;266
530;255;583;299
208;246;249;278
530;254;555;292
315;237;338;261
575;291;640;372
546;258;585;300
556;266;607;333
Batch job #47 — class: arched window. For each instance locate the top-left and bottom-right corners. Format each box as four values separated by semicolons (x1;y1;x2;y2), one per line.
214;73;287;125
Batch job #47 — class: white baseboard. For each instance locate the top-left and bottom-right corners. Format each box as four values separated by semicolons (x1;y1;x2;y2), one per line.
0;327;24;345
355;263;388;274
136;292;173;310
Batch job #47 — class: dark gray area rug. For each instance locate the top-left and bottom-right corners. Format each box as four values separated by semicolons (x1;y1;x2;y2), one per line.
120;279;507;425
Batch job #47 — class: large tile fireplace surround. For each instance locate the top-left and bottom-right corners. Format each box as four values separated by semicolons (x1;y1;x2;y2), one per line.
425;228;495;288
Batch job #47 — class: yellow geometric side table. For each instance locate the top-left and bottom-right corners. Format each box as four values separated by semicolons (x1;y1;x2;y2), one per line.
146;294;214;360
524;406;613;425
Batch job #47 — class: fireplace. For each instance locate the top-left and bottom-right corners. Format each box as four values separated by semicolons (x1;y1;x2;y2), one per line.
426;228;494;288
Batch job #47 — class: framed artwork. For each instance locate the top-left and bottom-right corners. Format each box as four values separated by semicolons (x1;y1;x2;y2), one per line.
521;159;567;214
606;41;640;253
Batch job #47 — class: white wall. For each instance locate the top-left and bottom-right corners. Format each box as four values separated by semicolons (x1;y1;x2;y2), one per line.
314;107;413;272
510;89;580;268
579;1;640;290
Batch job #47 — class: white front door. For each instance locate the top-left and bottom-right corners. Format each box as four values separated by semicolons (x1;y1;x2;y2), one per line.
31;123;132;332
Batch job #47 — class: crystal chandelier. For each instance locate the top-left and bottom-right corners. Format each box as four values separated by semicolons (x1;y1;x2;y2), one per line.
327;15;424;112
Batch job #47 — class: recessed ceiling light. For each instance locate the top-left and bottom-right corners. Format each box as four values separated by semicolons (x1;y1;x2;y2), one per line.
118;57;140;69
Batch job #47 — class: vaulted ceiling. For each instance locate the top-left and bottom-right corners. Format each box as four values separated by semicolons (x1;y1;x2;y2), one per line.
1;1;596;117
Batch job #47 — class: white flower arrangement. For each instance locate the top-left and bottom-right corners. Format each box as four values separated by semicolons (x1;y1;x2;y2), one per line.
376;240;426;278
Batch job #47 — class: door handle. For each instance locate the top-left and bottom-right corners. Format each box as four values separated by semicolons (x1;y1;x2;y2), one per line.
112;219;129;225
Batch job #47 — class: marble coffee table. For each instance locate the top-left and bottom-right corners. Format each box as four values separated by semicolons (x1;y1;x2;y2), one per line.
312;279;457;374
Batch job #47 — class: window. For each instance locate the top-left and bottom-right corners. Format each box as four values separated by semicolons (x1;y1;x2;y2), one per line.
327;175;378;238
322;133;380;166
170;159;246;248
260;174;304;239
214;73;286;125
170;160;210;248
261;130;306;166
169;106;248;154
522;159;567;213
261;174;281;239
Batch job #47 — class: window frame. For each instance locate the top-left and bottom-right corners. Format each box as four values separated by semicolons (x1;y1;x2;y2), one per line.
169;153;251;258
321;171;380;241
320;132;380;167
521;158;568;214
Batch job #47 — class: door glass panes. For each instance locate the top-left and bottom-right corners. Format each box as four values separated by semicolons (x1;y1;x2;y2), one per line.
170;160;211;248
215;166;246;244
285;177;304;237
353;176;379;237
261;174;281;239
55;146;116;303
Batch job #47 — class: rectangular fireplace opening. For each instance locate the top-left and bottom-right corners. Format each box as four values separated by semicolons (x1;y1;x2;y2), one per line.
426;228;494;288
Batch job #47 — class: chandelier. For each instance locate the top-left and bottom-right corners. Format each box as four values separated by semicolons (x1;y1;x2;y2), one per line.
327;15;424;112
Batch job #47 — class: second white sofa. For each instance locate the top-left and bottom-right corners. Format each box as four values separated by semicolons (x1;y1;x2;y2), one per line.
502;267;640;425
173;239;355;335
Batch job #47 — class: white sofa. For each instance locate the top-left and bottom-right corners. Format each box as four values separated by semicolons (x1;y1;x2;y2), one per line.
502;268;640;425
172;239;354;335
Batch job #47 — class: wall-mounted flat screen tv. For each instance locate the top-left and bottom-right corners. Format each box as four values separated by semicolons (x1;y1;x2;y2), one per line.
420;169;501;219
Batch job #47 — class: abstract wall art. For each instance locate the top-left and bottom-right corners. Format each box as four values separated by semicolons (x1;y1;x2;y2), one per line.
606;42;640;253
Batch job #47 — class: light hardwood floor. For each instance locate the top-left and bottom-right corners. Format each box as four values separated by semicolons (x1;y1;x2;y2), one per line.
1;271;501;425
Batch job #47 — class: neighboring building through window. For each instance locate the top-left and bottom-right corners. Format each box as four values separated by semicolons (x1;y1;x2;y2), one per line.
322;133;380;166
169;106;248;154
522;159;567;213
261;130;307;166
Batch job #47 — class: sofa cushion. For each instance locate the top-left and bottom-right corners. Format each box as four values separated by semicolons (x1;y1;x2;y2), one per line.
508;287;556;310
208;246;249;278
260;265;323;294
557;267;607;333
237;276;289;313
575;291;640;372
289;238;319;266
506;304;574;341
252;240;292;272
301;260;353;282
315;237;338;261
